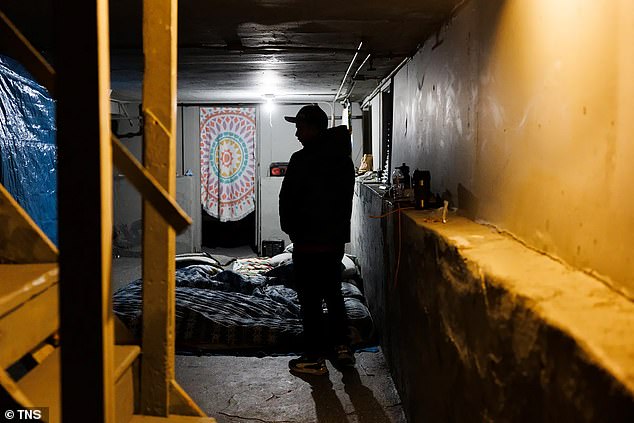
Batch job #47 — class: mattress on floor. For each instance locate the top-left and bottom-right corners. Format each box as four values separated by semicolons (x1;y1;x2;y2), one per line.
113;266;374;352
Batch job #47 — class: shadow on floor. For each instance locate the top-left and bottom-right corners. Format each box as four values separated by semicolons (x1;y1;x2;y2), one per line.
296;367;392;423
175;351;405;423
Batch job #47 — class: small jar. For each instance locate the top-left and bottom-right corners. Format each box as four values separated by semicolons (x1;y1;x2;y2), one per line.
391;168;404;198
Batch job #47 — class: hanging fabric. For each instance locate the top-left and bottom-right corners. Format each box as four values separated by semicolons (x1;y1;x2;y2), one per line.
200;107;256;222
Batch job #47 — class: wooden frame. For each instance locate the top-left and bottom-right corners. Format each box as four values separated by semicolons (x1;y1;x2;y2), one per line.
0;11;55;95
56;0;116;421
112;135;191;233
2;1;210;420
140;0;182;416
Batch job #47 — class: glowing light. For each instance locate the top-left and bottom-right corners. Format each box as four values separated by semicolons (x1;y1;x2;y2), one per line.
262;94;276;126
259;70;280;95
264;97;275;113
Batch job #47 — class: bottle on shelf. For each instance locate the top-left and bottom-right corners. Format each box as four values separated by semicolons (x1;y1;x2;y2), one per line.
412;169;432;209
396;163;411;189
391;167;404;199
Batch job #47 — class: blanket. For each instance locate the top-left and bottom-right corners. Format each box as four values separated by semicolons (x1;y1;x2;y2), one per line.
113;267;373;352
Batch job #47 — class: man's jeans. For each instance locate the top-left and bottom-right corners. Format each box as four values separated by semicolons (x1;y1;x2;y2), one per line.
293;247;348;355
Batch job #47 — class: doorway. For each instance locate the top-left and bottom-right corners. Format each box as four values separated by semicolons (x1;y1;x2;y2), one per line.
199;106;257;250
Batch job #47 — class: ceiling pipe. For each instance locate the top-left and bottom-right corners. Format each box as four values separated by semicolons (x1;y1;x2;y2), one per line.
317;101;335;123
196;43;368;55
352;53;372;81
332;41;363;126
341;53;372;104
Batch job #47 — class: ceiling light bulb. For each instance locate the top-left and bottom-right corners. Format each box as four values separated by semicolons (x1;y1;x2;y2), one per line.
264;96;275;113
260;70;279;91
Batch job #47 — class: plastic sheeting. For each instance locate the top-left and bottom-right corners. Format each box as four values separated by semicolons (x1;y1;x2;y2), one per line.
0;55;57;245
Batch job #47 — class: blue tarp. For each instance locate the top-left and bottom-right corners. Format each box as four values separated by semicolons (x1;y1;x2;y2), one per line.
0;54;57;245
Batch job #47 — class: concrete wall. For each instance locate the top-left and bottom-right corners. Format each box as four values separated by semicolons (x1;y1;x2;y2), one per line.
350;183;387;337
257;104;304;250
389;0;634;298
179;106;202;253
352;183;634;423
112;102;143;253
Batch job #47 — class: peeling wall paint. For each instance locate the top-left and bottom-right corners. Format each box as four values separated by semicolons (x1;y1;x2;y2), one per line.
392;0;634;297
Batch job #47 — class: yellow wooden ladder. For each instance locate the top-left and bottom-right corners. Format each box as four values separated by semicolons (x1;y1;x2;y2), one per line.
0;2;214;422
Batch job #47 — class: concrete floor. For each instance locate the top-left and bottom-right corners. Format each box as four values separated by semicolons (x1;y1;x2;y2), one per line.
112;247;407;422
112;256;143;292
176;351;406;423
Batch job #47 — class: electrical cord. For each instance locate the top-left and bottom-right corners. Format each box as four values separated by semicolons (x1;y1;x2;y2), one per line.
369;206;414;288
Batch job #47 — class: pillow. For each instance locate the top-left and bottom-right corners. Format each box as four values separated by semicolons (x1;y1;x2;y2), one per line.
267;252;293;267
341;255;358;278
175;254;222;270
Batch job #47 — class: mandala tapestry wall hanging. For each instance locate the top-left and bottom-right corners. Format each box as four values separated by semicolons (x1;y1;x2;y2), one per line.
200;107;256;222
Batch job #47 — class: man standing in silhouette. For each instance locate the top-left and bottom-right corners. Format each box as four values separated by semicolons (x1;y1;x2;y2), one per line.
280;104;355;375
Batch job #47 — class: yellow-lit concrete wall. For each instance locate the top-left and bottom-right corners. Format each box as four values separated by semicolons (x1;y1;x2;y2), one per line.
392;0;634;297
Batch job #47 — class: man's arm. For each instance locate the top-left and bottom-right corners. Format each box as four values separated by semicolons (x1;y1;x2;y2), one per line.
332;154;355;241
341;156;355;221
279;153;299;239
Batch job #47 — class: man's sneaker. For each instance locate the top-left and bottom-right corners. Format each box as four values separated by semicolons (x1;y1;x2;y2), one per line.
334;345;356;367
289;356;329;376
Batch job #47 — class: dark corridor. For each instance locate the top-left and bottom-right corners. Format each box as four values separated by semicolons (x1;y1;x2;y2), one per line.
201;209;256;249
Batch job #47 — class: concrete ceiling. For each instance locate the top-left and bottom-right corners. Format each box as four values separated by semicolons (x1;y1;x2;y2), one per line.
3;0;464;103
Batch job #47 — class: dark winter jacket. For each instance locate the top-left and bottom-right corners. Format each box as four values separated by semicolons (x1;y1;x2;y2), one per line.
279;128;355;245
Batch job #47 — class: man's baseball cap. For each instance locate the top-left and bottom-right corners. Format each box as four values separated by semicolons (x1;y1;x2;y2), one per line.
284;105;328;128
